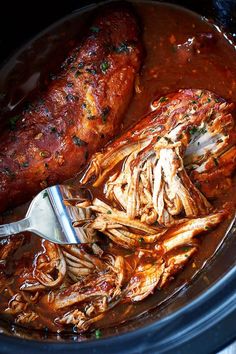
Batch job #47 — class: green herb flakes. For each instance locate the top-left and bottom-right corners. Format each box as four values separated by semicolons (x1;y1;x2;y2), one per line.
75;70;82;78
70;66;77;72
197;92;203;98
90;26;100;33
100;61;109;74
95;329;102;339
115;42;129;53
159;96;168;103
77;62;84;69
101;106;111;123
86;68;97;75
43;191;48;199
182;247;189;252
189;126;198;135
21;162;29;168
2;168;15;179
50;127;57;133
213;157;219;166
72;135;88;147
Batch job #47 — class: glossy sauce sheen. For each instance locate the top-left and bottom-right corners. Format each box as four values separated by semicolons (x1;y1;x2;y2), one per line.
0;2;236;334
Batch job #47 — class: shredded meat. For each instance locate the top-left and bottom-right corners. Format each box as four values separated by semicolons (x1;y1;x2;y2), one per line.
0;89;235;332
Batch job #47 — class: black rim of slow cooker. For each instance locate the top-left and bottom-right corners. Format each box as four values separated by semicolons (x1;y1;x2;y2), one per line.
1;259;236;353
0;1;236;352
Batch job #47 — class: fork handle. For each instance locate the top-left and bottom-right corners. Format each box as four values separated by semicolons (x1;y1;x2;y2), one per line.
0;217;31;237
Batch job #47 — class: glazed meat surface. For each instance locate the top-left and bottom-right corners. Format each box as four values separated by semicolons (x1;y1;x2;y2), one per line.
0;4;142;212
0;89;234;333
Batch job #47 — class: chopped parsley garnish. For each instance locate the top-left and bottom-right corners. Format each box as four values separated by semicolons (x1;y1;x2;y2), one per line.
138;237;144;243
43;190;48;199
95;329;102;339
72;135;88;147
70;66;77;72
21;162;29;168
50;126;57;133
182;247;189;252
107;210;112;214
207;98;211;103
101;106;111;123
191;100;197;104
159;96;168;103
197;92;203;98
194;181;201;189
189;126;198;135
75;70;82;78
213;157;219;166
90;26;100;33
86;68;97;75
2;167;15;178
100;61;109;74
77;62;84;69
205;226;211;230
115;42;129;53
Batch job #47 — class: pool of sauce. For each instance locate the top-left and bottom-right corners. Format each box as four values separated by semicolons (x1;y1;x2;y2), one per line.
0;1;236;337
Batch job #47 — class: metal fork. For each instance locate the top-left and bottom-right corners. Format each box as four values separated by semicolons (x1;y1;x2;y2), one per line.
0;185;92;244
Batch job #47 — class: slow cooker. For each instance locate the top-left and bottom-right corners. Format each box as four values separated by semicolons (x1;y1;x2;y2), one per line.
0;1;236;353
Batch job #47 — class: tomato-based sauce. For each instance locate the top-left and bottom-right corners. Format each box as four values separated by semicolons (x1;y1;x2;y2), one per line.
0;1;235;337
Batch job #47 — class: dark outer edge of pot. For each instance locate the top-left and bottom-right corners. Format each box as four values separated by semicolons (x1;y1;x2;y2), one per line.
1;1;236;353
1;259;236;354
